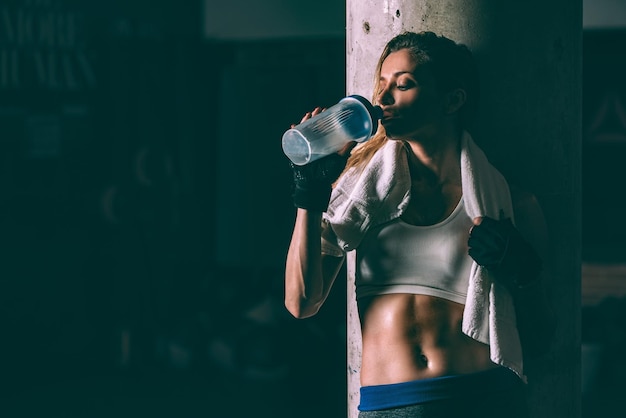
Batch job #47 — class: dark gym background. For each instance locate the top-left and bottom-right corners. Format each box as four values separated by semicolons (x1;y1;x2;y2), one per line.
0;1;623;417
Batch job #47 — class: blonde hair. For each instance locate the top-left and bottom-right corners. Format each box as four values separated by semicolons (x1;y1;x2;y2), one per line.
343;126;388;175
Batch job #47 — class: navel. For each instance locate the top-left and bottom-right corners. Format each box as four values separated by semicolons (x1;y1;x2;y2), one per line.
419;353;429;366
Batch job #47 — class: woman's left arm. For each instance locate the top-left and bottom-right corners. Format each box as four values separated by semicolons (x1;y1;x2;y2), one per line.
507;187;556;358
468;187;556;358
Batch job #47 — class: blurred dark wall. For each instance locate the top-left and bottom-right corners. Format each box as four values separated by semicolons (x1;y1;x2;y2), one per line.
0;0;210;385
0;1;347;417
582;29;626;263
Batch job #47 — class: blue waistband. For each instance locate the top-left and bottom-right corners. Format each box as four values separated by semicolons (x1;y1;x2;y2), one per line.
358;367;522;411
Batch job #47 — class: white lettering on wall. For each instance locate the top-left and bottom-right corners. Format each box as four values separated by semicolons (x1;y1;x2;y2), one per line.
0;1;96;91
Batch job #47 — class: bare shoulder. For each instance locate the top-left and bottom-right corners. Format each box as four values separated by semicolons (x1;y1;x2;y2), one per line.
509;185;549;258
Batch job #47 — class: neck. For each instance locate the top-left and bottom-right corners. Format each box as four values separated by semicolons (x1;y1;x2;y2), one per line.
403;127;463;186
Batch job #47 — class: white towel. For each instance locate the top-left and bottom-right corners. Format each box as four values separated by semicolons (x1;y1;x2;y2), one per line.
324;131;525;382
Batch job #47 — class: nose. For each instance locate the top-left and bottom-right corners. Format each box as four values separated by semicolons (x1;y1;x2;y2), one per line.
377;85;394;106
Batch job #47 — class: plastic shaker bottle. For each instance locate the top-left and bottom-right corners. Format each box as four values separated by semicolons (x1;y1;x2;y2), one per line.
282;95;383;166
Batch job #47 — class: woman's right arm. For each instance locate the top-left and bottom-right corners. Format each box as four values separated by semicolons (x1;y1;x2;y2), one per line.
285;208;345;319
284;107;353;319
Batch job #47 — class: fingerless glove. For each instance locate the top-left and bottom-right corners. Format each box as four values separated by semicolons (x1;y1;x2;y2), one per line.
290;153;349;212
468;216;543;288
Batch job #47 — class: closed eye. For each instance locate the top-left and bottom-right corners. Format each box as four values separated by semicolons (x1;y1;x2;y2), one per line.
396;80;416;91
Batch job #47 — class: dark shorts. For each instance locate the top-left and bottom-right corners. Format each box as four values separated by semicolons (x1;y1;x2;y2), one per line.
358;367;528;418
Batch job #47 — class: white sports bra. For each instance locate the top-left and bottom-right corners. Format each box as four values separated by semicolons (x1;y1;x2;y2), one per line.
355;197;474;304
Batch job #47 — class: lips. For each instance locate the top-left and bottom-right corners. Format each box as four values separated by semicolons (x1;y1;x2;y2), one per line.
381;109;395;121
381;111;396;125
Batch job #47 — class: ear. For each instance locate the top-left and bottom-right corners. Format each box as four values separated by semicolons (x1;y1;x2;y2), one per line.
444;88;467;115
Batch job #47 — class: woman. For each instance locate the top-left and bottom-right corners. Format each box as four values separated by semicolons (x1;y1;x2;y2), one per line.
284;31;554;417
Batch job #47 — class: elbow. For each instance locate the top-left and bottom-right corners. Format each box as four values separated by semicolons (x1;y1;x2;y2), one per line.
284;275;325;319
285;297;321;319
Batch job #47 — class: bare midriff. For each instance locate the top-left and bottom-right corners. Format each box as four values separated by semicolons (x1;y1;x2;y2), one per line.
358;293;497;386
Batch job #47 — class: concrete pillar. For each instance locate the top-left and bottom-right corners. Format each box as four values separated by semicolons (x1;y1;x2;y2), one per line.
346;1;582;417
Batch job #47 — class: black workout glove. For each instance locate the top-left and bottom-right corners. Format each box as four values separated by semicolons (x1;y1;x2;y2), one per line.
468;216;543;289
290;153;349;212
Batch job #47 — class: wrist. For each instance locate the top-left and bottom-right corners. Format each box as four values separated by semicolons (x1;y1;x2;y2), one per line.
509;264;543;293
292;183;332;212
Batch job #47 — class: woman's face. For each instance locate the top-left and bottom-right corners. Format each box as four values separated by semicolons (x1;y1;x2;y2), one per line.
377;48;445;139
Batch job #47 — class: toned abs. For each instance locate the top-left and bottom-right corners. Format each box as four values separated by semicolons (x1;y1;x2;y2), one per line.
358;293;497;386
